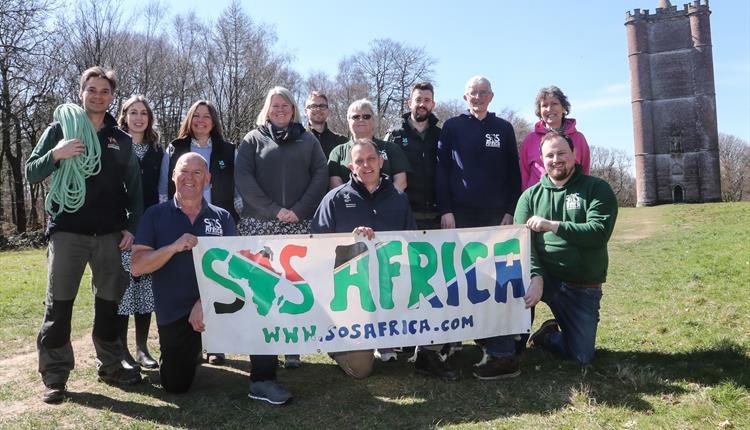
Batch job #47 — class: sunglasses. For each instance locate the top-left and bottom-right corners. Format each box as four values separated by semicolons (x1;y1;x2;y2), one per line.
350;114;372;121
306;104;328;110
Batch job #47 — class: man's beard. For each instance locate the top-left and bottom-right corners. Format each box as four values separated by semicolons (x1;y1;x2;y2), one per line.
413;109;430;122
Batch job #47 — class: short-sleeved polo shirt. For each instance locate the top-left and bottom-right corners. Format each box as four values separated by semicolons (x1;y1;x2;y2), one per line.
135;198;236;325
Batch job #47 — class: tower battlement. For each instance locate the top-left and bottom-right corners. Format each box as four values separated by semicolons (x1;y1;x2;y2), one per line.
625;0;709;22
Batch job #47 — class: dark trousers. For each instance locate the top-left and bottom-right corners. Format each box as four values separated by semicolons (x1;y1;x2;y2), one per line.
157;315;278;393
157;315;202;393
454;211;504;228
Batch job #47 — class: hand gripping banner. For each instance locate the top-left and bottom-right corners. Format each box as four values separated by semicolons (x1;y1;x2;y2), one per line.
193;225;531;354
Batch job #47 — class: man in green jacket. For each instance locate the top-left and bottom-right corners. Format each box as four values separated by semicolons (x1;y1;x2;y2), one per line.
26;66;143;404
518;131;618;364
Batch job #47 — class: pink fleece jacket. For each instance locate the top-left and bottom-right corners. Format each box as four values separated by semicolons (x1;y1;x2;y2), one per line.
519;118;591;191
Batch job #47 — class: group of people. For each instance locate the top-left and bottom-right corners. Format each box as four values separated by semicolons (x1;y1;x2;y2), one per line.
26;66;617;407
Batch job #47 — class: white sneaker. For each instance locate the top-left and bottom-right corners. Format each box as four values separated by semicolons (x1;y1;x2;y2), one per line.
375;349;398;362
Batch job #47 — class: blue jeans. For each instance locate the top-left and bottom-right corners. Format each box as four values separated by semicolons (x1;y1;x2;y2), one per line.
484;275;602;364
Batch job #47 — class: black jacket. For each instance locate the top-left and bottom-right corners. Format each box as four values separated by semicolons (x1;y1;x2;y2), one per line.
140;144;164;210
167;136;238;220
312;174;416;234
25;112;143;235
386;113;441;214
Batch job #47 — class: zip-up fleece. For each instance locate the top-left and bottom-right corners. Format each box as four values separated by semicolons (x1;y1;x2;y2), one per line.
514;165;618;284
236;122;328;220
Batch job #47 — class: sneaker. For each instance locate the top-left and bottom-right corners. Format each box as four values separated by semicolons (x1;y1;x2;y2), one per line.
42;383;66;404
207;353;225;365
414;350;458;381
374;349;398;362
473;356;521;380
97;366;142;386
248;380;292;405
283;355;301;369
528;319;560;348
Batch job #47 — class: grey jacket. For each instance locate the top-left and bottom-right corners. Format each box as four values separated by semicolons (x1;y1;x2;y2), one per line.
235;123;328;220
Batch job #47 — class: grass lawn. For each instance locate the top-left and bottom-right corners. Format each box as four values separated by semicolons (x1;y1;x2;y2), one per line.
0;202;748;429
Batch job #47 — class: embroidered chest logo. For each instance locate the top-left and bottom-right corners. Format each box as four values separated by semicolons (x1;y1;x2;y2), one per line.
204;218;223;236
107;137;120;150
379;149;389;160
565;193;582;210
401;136;409;147
218;159;226;170
485;134;501;148
343;192;356;209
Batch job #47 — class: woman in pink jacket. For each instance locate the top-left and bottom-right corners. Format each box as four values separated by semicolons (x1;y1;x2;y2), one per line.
520;86;591;191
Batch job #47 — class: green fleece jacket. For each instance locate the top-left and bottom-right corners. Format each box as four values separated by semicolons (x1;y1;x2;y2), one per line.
514;165;618;284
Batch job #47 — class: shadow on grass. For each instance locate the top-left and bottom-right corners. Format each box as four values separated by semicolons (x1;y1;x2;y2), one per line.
62;341;748;429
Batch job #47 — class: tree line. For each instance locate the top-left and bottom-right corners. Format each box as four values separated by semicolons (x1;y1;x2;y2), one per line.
8;0;744;235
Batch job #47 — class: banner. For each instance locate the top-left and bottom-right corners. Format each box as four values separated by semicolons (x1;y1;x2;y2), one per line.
193;225;532;354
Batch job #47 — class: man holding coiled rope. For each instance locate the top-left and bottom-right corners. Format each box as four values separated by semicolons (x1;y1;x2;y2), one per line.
25;66;143;404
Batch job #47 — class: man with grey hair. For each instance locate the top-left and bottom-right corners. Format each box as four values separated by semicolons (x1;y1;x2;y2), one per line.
327;99;410;192
305;91;348;158
435;75;524;380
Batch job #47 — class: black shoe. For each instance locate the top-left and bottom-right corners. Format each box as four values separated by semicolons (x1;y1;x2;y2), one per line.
528;319;560;348
98;366;142;386
136;350;159;369
42;383;66;404
415;350;459;381
473;356;521;380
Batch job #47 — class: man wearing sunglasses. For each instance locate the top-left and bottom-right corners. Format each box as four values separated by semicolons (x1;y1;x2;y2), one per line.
305;91;348;158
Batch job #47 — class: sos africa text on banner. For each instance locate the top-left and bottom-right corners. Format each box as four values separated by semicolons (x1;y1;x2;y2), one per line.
193;225;532;354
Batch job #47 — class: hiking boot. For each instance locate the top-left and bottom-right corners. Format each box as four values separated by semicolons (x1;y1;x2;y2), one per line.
472;356;521;380
415;349;459;381
283;355;301;369
207;353;225;365
248;380;292;405
97;366;142;386
528;319;560;348
42;383;66;404
374;348;397;362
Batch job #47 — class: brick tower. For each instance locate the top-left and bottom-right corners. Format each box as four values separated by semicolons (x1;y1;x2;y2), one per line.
625;0;721;206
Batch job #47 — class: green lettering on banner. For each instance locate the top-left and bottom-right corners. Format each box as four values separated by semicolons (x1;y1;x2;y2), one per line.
202;248;245;299
461;242;488;269
283;327;299;343
441;242;459;306
332;253;375;312
228;255;280;316
262;327;280;343
278;245;315;315
302;325;316;341
376;241;403;309
494;239;520;256
407;242;439;308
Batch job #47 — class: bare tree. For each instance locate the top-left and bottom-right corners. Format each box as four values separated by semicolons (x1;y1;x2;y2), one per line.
0;0;57;232
718;133;750;202
346;39;435;136
433;98;464;127
203;1;296;144
590;145;636;207
498;107;532;152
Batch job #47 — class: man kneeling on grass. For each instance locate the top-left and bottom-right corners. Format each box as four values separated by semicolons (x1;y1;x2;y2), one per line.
519;131;618;365
131;152;291;405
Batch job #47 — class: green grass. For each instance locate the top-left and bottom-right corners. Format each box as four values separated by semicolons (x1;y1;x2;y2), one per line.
0;202;748;429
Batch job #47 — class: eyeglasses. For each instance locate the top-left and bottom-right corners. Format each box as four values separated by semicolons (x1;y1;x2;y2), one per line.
350;114;372;121
306;103;328;110
467;90;491;98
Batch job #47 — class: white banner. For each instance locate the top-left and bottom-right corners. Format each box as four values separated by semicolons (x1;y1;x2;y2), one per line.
193;226;531;354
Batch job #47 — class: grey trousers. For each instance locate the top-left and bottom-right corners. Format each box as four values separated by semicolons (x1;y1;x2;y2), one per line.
37;231;128;387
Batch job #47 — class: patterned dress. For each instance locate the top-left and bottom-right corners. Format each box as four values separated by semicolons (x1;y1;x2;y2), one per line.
118;142;156;315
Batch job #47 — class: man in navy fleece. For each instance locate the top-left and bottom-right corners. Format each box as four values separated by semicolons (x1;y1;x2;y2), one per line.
435;75;524;380
436;75;521;229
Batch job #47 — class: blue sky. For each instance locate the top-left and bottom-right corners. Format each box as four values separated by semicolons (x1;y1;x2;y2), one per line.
123;0;750;155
